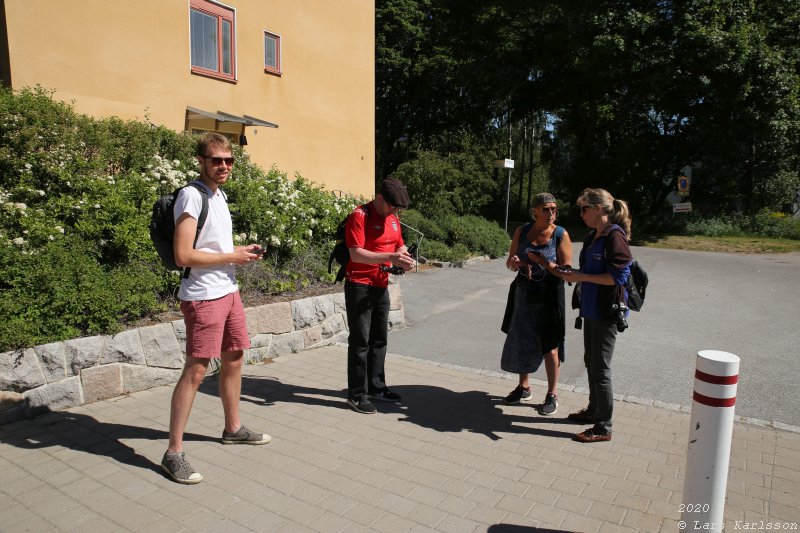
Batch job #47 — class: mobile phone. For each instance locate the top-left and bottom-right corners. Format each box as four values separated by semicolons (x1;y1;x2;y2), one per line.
254;245;268;255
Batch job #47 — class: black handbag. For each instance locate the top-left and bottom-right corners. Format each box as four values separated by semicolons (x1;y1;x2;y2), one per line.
501;278;516;334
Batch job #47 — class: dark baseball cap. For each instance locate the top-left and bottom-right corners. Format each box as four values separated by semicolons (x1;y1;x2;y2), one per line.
379;178;410;209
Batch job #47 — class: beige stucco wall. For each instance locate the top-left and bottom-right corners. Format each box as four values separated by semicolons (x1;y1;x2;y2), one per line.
3;0;375;198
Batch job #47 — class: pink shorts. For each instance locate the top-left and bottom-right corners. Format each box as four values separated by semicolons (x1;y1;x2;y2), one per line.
180;291;250;358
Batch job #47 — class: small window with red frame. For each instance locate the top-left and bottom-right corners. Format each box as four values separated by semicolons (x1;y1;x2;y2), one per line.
190;0;236;81
264;31;281;75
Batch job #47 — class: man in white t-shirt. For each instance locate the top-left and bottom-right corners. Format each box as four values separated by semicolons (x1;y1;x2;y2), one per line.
161;133;270;485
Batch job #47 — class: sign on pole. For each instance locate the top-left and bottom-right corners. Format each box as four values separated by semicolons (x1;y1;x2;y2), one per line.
673;202;692;213
678;175;691;196
494;159;515;232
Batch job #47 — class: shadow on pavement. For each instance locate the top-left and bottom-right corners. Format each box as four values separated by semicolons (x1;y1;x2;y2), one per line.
227;375;575;442
0;410;216;475
386;385;576;441
488;525;578;532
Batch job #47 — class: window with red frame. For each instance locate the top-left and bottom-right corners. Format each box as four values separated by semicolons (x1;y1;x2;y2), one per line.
190;0;236;81
264;31;281;75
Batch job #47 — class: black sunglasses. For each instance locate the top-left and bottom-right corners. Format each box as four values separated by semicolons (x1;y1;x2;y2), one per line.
204;156;235;166
540;206;557;213
581;205;595;213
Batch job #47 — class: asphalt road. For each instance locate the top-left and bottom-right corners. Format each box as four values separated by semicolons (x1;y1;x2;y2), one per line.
388;245;800;427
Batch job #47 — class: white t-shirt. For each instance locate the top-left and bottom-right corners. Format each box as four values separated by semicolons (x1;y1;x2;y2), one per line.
173;181;238;301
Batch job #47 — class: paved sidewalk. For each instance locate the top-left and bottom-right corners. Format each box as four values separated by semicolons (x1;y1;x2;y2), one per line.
1;345;798;532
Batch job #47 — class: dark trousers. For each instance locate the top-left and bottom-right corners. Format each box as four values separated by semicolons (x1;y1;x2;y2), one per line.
345;281;390;399
583;318;618;435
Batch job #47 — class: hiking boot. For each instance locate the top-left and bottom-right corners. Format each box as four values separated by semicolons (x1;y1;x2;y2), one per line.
221;425;272;445
368;387;401;402
503;385;531;405
538;393;558;416
161;451;203;485
347;396;377;414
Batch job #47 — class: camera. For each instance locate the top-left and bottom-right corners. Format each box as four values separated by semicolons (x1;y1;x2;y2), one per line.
610;303;629;332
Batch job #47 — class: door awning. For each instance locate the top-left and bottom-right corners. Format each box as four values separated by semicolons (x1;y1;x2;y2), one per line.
186;106;278;128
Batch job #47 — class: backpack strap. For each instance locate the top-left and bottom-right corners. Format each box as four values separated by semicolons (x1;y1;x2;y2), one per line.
181;182;210;279
554;225;564;248
602;225;629;303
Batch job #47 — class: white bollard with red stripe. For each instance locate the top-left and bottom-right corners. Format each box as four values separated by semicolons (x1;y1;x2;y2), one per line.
681;350;740;532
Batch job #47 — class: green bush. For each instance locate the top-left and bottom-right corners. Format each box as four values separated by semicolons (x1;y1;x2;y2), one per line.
0;86;509;351
751;210;800;239
0;86;357;351
685;216;746;237
391;143;496;218
399;209;448;243
683;210;800;240
418;240;471;263
400;210;509;260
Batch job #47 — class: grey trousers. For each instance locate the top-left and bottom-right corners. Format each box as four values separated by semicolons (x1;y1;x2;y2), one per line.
583;318;618;435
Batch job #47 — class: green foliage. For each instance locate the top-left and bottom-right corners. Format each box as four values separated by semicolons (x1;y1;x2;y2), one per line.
418;240;470;263
391;146;496;218
0;86;507;351
400;209;509;260
0;86;357;351
685;216;747;238
399;209;448;242
222;158;360;260
683;210;800;239
0;236;168;348
376;0;800;221
442;214;510;258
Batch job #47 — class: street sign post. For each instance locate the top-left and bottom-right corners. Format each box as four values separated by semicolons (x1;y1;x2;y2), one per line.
494;159;515;232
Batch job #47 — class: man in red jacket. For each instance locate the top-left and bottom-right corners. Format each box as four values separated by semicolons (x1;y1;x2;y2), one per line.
344;178;415;414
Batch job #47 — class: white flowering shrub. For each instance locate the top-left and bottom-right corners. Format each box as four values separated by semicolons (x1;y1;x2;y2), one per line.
0;86;360;350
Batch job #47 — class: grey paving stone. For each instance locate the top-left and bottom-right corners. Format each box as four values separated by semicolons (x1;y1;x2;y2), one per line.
1;344;798;532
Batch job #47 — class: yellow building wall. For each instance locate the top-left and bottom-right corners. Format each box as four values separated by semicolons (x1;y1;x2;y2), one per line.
3;0;375;198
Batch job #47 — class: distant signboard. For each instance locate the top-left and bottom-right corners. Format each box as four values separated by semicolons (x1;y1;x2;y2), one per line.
493;159;515;169
673;202;692;213
678;175;690;195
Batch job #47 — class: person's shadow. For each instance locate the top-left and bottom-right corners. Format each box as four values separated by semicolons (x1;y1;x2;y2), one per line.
0;409;217;475
487;525;580;532
230;374;576;441
1;375;575;477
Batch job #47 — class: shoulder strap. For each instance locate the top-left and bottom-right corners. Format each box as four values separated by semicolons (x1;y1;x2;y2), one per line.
520;222;533;242
181;183;210;279
554;225;564;247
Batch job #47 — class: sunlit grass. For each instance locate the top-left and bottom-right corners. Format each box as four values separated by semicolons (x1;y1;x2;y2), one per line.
639;235;800;254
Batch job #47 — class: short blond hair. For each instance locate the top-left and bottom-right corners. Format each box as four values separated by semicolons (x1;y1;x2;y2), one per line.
196;133;232;157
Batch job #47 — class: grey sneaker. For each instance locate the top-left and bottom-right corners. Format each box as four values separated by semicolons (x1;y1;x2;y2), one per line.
161;451;203;485
503;386;531;405
539;393;558;416
221;426;272;445
347;396;377;414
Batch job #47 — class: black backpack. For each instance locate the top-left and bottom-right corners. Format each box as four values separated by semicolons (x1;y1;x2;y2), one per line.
150;182;210;278
327;204;368;283
604;228;648;311
624;259;648;311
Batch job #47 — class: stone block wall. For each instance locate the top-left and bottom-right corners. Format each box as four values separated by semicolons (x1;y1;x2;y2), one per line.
0;284;405;425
